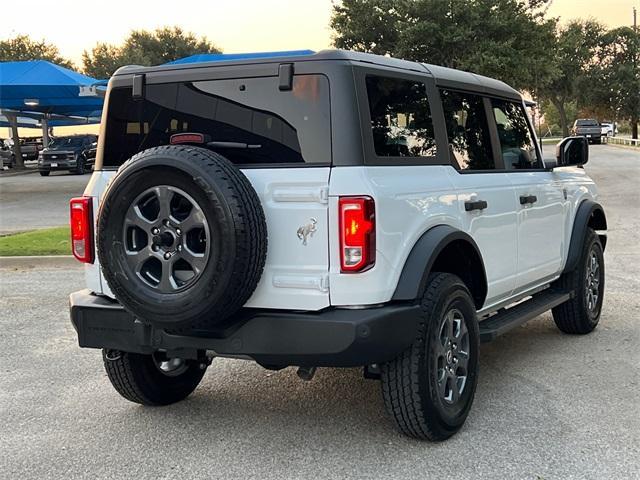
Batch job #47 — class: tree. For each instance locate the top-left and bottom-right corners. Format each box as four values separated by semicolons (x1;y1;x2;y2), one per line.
584;27;640;139
0;35;73;68
83;27;221;79
331;0;557;91
537;20;604;137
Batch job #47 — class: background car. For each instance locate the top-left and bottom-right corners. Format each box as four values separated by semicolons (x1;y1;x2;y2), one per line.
0;139;16;168
38;134;98;176
19;137;43;161
600;122;617;137
571;118;602;144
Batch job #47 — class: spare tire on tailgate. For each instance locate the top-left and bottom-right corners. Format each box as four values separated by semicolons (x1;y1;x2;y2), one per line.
97;145;267;331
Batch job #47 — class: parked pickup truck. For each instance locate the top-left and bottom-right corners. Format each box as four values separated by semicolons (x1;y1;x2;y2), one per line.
572;119;602;144
69;49;607;441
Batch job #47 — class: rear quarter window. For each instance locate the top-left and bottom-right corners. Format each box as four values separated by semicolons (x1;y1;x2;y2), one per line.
364;75;437;159
101;74;331;168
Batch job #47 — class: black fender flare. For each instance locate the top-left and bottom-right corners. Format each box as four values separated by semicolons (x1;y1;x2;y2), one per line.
392;225;487;306
563;200;607;274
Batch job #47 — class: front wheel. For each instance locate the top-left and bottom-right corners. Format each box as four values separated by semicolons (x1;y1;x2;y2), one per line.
75;156;86;174
381;273;480;441
39;170;50;176
102;350;207;406
552;228;605;334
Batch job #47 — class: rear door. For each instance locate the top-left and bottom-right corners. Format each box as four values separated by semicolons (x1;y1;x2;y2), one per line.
97;72;332;310
440;89;519;308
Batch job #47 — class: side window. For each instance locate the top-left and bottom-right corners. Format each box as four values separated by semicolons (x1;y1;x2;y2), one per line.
365;75;436;157
491;100;541;169
440;89;495;171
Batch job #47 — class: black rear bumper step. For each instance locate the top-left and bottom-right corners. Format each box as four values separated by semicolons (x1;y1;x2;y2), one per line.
479;290;572;343
69;290;422;368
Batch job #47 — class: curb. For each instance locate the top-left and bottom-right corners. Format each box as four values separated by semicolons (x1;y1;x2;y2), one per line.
0;255;78;269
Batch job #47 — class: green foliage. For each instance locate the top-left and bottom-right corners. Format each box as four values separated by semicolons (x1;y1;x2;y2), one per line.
0;35;74;69
540;98;577;136
537;20;604;136
331;0;557;91
0;227;70;256
583;27;640;138
82;26;221;79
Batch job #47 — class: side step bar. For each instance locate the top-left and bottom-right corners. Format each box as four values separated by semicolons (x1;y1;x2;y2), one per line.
479;290;572;343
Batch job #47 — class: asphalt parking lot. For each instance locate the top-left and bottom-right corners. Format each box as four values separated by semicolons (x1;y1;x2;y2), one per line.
0;171;89;234
1;145;639;479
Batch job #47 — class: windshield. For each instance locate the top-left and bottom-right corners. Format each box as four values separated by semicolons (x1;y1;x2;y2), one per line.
50;137;86;148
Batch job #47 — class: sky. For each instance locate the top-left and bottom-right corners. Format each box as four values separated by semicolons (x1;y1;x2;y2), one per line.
2;0;638;136
2;0;638;66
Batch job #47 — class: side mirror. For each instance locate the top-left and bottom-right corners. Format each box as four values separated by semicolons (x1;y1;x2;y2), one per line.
556;136;589;167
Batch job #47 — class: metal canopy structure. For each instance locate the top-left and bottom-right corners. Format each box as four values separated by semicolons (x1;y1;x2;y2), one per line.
0;60;105;167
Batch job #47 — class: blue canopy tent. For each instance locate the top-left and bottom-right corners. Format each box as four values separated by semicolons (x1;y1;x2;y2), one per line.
0;61;105;115
0;60;105;166
165;50;315;65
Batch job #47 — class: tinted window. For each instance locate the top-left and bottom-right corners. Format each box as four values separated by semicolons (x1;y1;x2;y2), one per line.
102;75;330;167
365;76;436;157
50;137;85;147
441;90;494;170
491;100;541;170
576;119;598;126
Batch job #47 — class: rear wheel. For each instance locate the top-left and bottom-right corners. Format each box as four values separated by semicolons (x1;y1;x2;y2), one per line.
381;273;480;441
552;228;604;334
102;349;207;406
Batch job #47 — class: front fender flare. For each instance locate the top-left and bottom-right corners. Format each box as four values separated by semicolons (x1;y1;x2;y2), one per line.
563;200;607;274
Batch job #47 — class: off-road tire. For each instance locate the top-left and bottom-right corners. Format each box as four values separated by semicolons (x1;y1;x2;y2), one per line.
98;145;267;331
39;170;50;176
102;350;207;406
552;228;604;334
381;273;480;441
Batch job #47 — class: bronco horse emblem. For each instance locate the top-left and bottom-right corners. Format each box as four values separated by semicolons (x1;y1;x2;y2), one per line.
297;218;317;246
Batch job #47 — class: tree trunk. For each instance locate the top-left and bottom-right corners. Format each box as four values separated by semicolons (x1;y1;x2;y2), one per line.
550;97;570;137
632;115;639;140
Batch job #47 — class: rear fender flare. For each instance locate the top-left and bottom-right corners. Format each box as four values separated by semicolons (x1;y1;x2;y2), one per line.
392;225;487;308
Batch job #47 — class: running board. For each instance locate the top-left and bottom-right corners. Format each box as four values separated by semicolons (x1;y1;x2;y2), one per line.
479;290;572;343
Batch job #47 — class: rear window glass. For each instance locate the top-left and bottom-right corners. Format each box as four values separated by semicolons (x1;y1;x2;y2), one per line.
365;75;436;157
101;75;331;167
576;119;598;126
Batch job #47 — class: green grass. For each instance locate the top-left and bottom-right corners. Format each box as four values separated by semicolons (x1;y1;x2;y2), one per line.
0;227;71;256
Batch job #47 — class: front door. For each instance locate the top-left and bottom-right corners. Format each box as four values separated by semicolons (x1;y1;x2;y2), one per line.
489;99;565;292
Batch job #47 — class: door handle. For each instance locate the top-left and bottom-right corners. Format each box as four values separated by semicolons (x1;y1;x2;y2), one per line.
464;200;488;212
519;195;538;205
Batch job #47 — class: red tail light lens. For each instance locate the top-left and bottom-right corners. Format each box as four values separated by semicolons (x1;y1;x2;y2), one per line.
70;197;94;263
339;196;375;273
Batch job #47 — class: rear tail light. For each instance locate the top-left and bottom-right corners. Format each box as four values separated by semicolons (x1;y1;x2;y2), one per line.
70;197;94;263
339;196;375;273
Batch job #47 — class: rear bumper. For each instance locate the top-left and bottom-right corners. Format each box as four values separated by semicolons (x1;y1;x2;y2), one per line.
69;289;421;367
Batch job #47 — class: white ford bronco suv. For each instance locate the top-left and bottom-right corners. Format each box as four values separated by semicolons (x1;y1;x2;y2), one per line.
69;50;607;441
